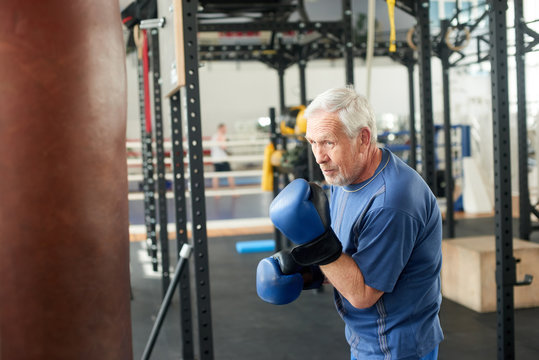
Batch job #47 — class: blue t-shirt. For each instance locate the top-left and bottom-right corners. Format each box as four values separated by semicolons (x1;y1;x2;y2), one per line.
330;148;443;359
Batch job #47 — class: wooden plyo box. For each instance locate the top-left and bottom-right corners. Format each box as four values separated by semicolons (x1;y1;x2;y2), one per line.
441;236;539;313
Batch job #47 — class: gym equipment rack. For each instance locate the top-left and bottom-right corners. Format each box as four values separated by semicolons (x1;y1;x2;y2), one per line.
131;1;539;359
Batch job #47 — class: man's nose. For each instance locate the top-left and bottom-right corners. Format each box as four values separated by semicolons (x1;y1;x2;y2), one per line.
311;144;327;164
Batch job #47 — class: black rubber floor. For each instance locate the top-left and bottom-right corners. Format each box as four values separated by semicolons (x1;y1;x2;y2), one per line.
130;217;539;359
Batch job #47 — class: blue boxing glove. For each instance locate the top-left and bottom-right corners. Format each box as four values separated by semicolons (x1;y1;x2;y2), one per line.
270;178;342;266
256;249;324;305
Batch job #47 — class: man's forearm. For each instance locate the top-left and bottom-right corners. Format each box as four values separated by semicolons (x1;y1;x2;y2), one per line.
321;253;383;309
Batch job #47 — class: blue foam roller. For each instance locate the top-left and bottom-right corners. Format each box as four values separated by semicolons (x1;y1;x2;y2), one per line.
235;240;275;254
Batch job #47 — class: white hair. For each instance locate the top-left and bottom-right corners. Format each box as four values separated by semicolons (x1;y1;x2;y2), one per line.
304;86;377;143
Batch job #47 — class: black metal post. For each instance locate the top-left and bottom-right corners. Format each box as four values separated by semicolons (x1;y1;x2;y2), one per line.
298;50;320;182
298;57;307;106
276;57;290;190
406;57;417;170
415;0;437;192
169;90;194;358
298;56;309;188
269;107;283;252
199;20;344;33
440;20;455;238
181;1;214;358
141;244;193;360
278;65;286;114
342;0;354;85
137;38;158;272
514;0;531;240
149;28;170;294
489;1;515;358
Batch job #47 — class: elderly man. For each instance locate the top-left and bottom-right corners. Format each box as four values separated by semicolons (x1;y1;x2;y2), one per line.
257;87;443;359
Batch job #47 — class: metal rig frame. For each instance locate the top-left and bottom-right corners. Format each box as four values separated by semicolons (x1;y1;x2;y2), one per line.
136;1;539;359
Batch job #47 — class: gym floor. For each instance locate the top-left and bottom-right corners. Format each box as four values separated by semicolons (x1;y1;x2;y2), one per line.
130;216;539;360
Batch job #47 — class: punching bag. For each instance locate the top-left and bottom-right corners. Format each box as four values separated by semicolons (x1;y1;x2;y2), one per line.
0;1;133;359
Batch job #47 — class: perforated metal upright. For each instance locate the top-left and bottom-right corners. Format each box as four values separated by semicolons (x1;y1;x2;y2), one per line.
515;0;531;240
269;107;284;252
182;0;214;358
414;0;436;191
277;41;287;114
438;20;455;238
137;38;158;272
342;0;354;85
149;28;171;295
169;89;194;359
488;1;515;358
298;39;307;106
298;43;319;183
390;48;417;170
405;54;417;170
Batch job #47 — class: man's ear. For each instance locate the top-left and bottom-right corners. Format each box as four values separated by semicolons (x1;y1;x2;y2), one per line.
359;127;371;146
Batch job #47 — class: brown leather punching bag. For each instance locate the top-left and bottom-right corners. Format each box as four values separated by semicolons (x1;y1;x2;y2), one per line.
0;1;133;359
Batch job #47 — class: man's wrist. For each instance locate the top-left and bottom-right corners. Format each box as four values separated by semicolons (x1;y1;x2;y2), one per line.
290;227;342;266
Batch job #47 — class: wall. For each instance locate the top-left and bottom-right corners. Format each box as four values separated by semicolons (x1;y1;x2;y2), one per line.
197;57;414;136
126;53;417;139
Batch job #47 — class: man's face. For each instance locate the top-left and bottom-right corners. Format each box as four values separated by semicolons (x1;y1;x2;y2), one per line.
305;111;365;186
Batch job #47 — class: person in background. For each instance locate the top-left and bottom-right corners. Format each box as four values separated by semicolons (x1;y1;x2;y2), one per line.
211;123;235;190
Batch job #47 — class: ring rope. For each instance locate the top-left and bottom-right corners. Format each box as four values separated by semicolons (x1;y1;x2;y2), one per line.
444;26;471;51
406;26;417;51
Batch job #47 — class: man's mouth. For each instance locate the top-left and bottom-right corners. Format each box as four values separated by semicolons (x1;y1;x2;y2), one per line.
321;168;334;175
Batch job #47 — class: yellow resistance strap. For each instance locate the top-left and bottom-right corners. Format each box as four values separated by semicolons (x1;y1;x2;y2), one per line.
387;0;396;52
261;143;275;191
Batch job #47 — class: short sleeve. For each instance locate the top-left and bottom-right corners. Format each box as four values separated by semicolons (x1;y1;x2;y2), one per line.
351;208;418;293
